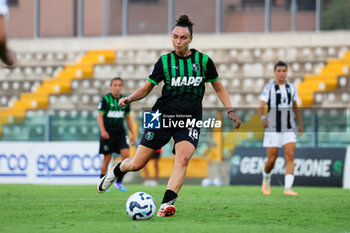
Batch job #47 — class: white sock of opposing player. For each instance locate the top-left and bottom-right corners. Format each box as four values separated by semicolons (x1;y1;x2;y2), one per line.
284;174;294;190
263;170;271;183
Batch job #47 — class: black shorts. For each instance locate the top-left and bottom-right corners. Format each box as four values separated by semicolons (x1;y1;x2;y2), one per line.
140;127;200;154
99;135;129;155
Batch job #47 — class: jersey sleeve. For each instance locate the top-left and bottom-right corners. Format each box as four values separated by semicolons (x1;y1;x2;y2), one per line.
148;57;164;85
260;83;270;102
98;97;107;114
205;57;219;82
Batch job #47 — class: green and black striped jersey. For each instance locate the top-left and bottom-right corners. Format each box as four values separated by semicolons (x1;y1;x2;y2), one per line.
98;93;130;135
148;49;219;116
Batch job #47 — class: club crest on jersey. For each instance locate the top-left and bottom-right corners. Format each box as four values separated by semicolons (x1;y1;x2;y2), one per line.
145;131;154;140
192;64;200;72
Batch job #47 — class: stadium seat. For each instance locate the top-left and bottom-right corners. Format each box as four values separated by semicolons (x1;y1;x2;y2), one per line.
2;41;349;151
93;80;101;88
253;49;261;58
328;47;336;56
230;49;238;58
230;63;239;73
341;92;348;102
93;95;100;104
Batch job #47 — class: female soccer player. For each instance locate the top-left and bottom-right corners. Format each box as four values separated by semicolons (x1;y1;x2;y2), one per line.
97;15;241;217
259;61;303;196
97;77;136;192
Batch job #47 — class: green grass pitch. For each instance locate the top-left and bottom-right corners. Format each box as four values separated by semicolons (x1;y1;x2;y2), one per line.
0;184;349;233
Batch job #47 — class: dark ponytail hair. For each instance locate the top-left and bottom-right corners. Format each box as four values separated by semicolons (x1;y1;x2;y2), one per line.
172;15;194;36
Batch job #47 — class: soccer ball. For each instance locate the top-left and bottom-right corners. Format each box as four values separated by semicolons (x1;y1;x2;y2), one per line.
126;192;156;220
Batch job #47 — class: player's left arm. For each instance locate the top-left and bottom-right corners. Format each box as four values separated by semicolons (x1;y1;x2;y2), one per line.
292;101;303;137
206;56;241;129
125;112;136;146
211;80;241;129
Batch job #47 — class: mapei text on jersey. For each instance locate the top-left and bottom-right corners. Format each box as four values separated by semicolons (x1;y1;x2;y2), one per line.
171;76;203;86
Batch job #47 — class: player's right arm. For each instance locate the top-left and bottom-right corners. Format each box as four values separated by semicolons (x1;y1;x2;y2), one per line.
119;57;163;107
118;81;154;107
97;112;109;139
97;97;109;139
259;83;270;128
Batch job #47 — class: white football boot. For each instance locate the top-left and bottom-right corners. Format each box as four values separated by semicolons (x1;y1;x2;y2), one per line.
97;166;117;194
157;203;176;217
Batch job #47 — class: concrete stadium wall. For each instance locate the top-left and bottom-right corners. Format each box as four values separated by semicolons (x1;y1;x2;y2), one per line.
5;0;317;38
8;31;350;52
5;0;36;38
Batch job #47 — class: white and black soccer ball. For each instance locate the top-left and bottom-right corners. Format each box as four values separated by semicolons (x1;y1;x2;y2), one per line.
126;192;156;220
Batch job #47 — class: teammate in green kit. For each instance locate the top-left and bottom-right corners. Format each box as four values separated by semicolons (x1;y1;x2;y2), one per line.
97;77;136;192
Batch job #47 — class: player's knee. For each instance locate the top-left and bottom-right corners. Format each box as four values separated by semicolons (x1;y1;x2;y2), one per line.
129;160;145;171
178;155;191;167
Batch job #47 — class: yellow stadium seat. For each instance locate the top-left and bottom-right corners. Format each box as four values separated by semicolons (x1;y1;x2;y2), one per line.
327;59;350;66
17;93;49;109
298;82;321;91
58;68;92;79
298;89;314;106
0;50;116;139
321;65;348;75
87;50;115;57
35;83;71;95
344;51;350;60
0;108;26;123
0;115;9;125
64;65;94;77
79;52;115;65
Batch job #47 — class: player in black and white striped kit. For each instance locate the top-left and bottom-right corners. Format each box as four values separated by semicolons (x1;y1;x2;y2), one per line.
259;61;303;196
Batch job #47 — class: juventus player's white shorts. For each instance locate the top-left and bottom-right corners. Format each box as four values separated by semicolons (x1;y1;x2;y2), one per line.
263;131;297;148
